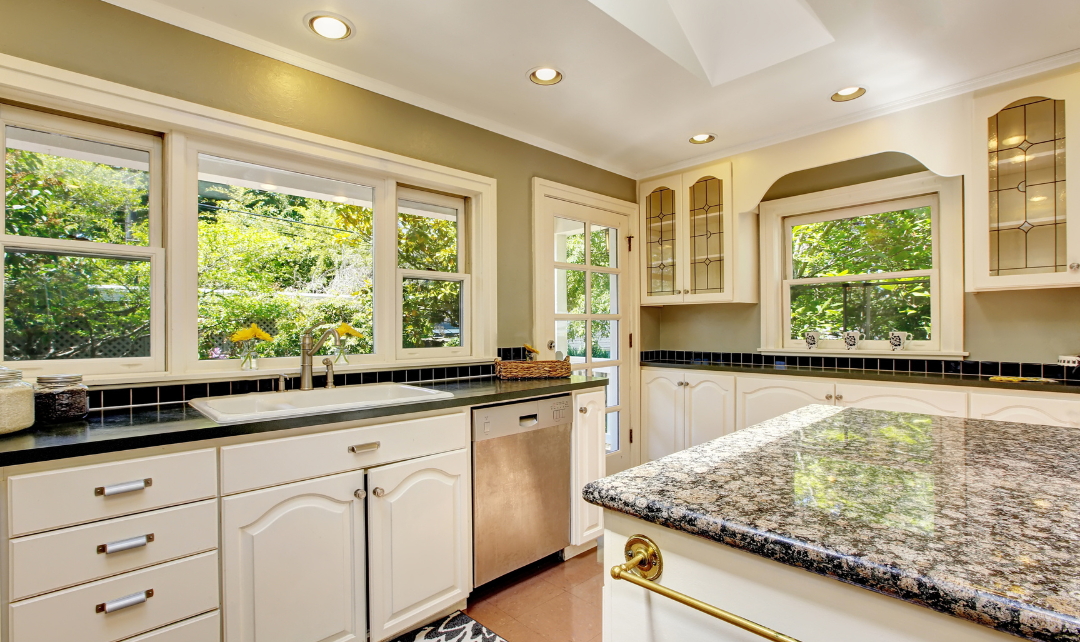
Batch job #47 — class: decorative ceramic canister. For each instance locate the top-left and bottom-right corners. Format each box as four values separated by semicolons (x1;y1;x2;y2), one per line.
804;331;820;350
842;330;863;350
889;331;914;351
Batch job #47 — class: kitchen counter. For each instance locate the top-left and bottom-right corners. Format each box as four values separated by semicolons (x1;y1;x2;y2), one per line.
643;360;1080;395
0;376;606;467
584;405;1080;641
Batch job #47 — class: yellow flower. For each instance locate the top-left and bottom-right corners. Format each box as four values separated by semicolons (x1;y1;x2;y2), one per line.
230;323;274;343
336;322;364;338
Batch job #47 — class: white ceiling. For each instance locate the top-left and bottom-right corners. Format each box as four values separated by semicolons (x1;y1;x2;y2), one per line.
106;0;1080;178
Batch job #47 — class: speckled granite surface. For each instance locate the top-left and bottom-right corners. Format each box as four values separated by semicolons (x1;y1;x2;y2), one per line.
583;405;1080;641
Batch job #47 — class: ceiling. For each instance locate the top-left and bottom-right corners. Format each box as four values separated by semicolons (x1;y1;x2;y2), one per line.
106;0;1080;178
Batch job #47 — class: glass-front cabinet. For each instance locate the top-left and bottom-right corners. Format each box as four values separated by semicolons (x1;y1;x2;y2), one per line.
639;161;756;304
968;72;1080;291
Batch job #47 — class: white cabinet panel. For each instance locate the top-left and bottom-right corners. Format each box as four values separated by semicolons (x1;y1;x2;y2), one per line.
736;376;834;430
124;612;220;642
642;369;684;461
221;471;366;642
572;390;606;546
969;393;1080;427
367;449;470;642
684;372;735;447
835;383;968;417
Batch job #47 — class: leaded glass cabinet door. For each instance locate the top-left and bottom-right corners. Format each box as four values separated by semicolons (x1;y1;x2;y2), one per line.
639;175;684;304
680;162;734;302
970;81;1080;291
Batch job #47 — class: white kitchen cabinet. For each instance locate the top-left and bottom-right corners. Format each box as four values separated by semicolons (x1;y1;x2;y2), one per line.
221;470;366;642
969;392;1080;426
642;368;735;460
366;449;470;642
572;390;607;546
639;161;756;305
735;376;834;430
835;383;968;417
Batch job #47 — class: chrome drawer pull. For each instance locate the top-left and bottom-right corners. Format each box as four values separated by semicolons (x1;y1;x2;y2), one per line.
97;533;154;555
348;441;380;454
95;478;152;497
96;589;153;614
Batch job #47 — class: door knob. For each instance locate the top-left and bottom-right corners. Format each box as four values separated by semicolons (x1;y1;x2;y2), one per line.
835;394;844;401
579;407;588;414
372;487;385;498
825;394;833;400
354;489;366;499
547;340;556;350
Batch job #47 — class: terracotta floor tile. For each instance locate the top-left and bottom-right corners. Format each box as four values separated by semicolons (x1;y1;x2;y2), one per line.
465;599;517;632
516;592;602;642
486;617;551;642
487;573;565;619
569;574;603;606
536;552;605;591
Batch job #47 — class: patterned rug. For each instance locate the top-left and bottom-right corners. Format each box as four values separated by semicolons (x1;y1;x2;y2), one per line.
389;611;507;642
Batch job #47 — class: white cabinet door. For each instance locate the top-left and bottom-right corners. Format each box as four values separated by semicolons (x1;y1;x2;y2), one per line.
221;471;366;642
367;449;470;642
969;393;1080;427
642;369;685;461
684;372;735;447
572;390;607;546
835;383;968;417
736;376;834;430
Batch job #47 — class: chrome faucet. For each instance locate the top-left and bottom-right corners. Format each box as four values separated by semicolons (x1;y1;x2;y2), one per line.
300;326;342;390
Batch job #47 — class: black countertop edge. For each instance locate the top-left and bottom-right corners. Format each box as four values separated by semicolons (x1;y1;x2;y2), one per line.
642;360;1080;395
0;377;607;468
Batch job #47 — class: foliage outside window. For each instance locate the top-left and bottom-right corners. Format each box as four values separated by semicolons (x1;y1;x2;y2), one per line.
554;219;618;362
3;120;158;364
787;203;934;344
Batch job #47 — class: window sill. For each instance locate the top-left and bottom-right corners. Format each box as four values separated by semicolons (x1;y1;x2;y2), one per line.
761;348;970;360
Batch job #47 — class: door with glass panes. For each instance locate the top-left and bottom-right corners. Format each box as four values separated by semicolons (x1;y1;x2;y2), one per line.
535;196;634;473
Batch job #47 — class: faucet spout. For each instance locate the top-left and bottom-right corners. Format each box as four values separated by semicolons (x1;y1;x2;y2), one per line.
300;326;342;391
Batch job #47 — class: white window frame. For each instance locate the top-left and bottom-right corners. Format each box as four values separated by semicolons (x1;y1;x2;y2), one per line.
395;188;471;360
0;104;165;377
760;171;966;358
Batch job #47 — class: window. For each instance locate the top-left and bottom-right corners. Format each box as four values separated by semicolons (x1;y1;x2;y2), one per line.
196;154;375;362
0;106;163;375
397;188;469;358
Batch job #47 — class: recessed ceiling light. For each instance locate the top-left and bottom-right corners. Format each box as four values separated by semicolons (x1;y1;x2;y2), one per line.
831;86;866;102
306;12;353;40
689;133;715;144
529;67;563;86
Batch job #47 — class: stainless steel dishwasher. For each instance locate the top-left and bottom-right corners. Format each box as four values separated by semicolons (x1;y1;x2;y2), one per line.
472;395;573;586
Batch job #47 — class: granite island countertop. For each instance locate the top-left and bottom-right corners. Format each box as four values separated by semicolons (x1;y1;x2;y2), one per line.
0;376;605;467
584;405;1080;641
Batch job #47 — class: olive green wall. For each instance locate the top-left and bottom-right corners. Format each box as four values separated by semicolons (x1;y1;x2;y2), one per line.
0;0;636;348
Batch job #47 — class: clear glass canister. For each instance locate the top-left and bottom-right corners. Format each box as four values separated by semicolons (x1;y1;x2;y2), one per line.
0;371;35;433
34;374;89;424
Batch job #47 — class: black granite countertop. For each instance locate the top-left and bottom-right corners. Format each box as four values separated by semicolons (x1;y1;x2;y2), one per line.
0;376;606;467
584;405;1080;641
643;360;1080;395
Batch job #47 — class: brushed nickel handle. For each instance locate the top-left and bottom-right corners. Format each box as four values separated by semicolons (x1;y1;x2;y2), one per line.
96;478;152;497
98;533;154;555
579;407;588;414
835;394;844;401
825;394;833;400
354;489;366;499
372;487;385;497
348;441;381;454
97;589;153;614
1070;262;1079;270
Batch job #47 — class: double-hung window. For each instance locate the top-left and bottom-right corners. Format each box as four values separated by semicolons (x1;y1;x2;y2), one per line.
0;106;164;376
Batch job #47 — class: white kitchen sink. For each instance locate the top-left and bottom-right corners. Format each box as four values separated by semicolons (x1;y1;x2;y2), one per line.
188;383;454;424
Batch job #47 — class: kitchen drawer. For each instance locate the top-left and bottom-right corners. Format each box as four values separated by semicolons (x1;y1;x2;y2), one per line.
124;611;220;642
220;411;469;494
9;449;217;537
9;551;218;642
10;500;218;600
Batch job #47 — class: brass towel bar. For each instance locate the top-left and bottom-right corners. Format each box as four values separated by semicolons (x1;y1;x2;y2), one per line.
611;535;803;642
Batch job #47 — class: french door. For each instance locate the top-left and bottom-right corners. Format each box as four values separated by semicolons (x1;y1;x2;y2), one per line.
533;180;638;473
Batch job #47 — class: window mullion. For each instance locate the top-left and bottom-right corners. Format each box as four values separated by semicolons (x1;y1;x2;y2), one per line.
375;179;399;362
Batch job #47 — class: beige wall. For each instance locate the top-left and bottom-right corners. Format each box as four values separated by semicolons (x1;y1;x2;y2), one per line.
0;0;636;348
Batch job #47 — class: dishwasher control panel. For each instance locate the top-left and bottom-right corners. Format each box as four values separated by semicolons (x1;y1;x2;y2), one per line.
547;397;571;423
471;395;573;441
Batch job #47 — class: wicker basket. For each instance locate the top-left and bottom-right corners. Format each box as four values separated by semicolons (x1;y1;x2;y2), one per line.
495;357;572;380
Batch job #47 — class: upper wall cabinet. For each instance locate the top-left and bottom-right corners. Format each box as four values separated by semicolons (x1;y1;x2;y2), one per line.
967;72;1080;291
639;161;757;305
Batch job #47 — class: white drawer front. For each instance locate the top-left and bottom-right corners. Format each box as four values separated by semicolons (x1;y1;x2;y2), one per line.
9;551;218;642
9;449;218;536
220;411;469;494
124;611;220;642
10;500;218;600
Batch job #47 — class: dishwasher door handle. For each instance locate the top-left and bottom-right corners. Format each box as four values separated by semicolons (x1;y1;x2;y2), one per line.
519;414;539;427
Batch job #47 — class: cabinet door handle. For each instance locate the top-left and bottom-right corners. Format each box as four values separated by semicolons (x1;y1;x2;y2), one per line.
825;394;833;400
347;441;381;454
835;394;844;401
95;478;152;497
354;489;367;499
579;406;588;414
372;487;385;498
98;533;154;555
97;589;153;614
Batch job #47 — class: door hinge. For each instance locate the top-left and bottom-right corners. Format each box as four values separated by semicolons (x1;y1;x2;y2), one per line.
629;333;633;348
627;235;634;252
630;428;633;444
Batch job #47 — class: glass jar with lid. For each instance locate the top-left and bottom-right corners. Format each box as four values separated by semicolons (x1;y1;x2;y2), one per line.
0;371;35;433
34;374;89;424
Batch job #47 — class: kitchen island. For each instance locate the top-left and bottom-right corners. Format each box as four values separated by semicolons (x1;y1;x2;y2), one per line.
583;405;1080;642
